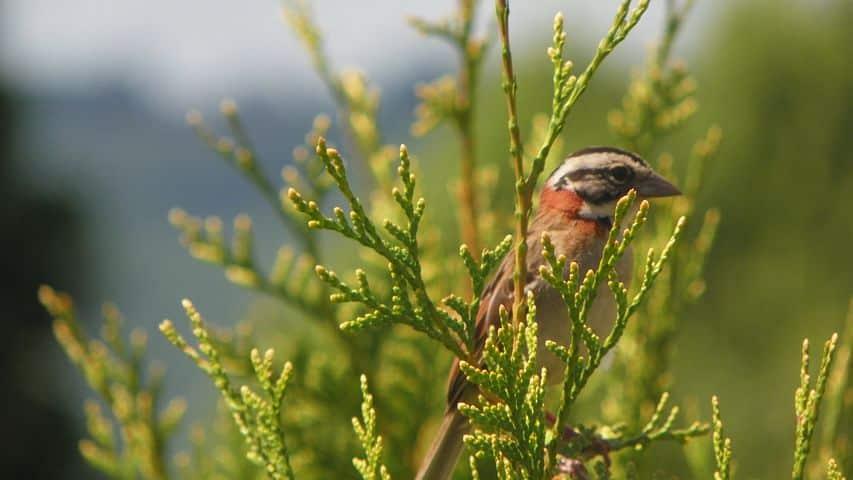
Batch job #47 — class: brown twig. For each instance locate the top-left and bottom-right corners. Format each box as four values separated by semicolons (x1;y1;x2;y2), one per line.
495;0;530;324
455;0;482;259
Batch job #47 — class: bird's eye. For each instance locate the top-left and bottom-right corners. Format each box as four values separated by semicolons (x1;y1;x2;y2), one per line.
610;165;631;183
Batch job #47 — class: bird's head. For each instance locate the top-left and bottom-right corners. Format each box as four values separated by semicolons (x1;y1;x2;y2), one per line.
541;146;680;222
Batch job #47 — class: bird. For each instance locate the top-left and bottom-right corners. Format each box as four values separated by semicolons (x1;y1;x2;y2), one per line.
415;146;680;480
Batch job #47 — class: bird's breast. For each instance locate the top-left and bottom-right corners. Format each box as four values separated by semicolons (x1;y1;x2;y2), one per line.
532;236;632;385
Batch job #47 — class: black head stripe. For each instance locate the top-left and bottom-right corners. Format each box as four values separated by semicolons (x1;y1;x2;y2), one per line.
548;146;647;201
574;182;626;205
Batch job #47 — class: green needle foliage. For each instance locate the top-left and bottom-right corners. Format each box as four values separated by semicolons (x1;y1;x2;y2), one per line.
817;302;853;475
608;0;700;154
160;300;295;480
539;193;687;431
455;191;704;478
352;375;391;480
288;138;515;362
711;333;848;480
458;297;549;479
827;459;848;480
793;334;839;480
601;5;724;475
409;0;489;256
42;0;851;479
712;396;732;480
39;286;185;480
288;141;459;355
605;392;708;453
282;0;389;173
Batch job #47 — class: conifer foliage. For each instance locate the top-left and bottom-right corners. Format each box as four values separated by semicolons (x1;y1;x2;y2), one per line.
42;1;850;479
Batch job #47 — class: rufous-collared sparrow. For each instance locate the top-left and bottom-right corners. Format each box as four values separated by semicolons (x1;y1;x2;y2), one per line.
416;146;680;480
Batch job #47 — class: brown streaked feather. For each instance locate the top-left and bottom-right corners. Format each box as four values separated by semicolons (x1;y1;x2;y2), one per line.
445;200;606;411
445;271;512;410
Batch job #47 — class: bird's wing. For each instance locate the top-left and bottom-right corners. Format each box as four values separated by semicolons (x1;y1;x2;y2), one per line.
445;255;513;410
445;233;549;410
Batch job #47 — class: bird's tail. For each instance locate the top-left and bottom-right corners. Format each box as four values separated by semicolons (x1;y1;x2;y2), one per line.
415;410;468;480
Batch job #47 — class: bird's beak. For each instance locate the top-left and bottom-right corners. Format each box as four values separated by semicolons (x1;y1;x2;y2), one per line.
636;172;681;197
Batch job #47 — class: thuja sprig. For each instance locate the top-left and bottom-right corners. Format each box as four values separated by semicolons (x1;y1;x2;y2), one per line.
185;106;334;261
603;4;723;461
169;209;325;321
456;300;704;478
352;375;391;480
605;393;708;452
550;393;707;474
538;191;686;438
159;300;295;480
172;114;362;351
410;0;488;255
288;139;479;358
827;458;848;480
494;0;651;320
712;395;732;480
793;333;840;480
458;295;549;479
815;301;853;475
710;333;849;480
608;0;699;153
186;103;303;238
282;0;392;184
534;0;650;175
39;286;184;480
444;234;514;352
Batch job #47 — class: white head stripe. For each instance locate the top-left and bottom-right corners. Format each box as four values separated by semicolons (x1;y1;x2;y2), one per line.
548;162;575;187
548;152;624;187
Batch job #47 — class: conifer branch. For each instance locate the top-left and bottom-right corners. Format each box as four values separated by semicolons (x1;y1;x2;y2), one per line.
604;4;722;459
710;332;849;480
186;106;313;251
793;333;840;479
548;392;707;473
410;0;488;257
539;192;686;437
288;139;511;360
608;0;698;153
827;458;848;480
352;375;391;480
168;210;328;325
458;295;549;479
494;0;528;324
282;0;392;187
171;114;380;381
160;299;295;480
603;393;708;452
44;2;853;479
816;300;853;475
39;286;181;480
712;395;732;480
448;234;514;352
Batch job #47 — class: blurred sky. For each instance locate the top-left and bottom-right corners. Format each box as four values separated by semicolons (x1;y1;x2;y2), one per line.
1;0;720;113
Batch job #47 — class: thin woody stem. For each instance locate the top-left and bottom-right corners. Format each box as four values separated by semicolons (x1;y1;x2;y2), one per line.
657;0;695;67
457;115;479;256
495;0;530;325
455;0;482;260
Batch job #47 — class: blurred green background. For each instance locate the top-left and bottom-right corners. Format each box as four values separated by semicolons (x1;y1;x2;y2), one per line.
2;0;850;478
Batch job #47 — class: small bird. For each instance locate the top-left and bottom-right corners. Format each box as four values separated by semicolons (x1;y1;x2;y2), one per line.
415;146;680;480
